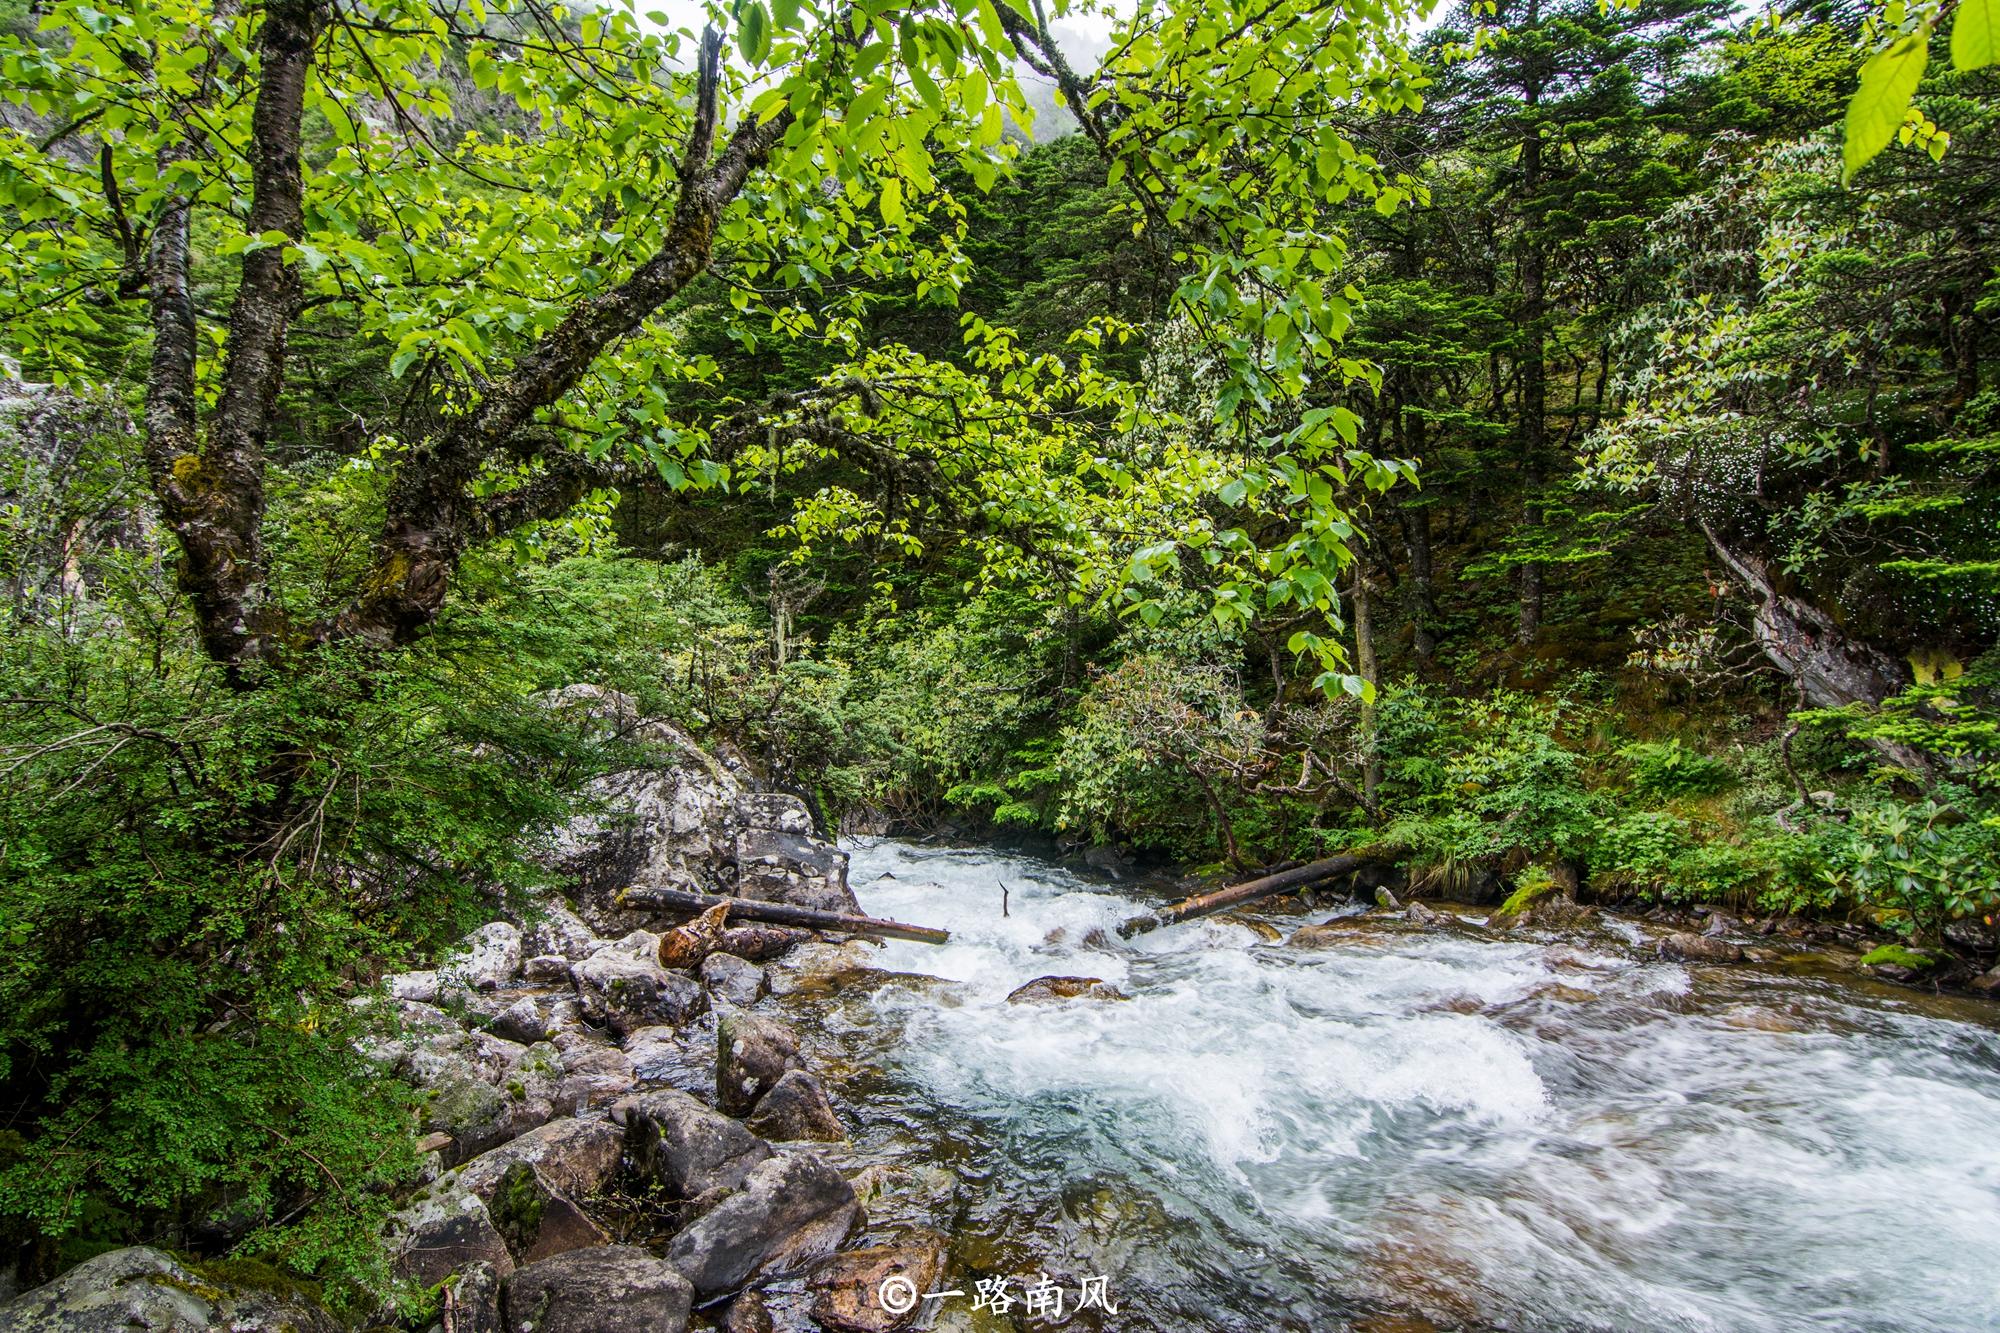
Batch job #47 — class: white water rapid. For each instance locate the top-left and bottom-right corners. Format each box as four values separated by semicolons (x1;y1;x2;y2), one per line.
802;839;2000;1333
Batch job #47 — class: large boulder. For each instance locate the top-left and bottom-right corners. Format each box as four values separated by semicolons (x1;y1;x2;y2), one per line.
735;825;859;915
663;1152;862;1296
1660;932;1745;964
389;1193;517;1287
615;1089;772;1197
449;1117;626;1201
716;1012;802;1116
502;1245;692;1333
573;932;707;1035
0;1248;337;1333
536;687;748;904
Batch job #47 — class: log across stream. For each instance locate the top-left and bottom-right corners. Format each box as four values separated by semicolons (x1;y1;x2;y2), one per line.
769;838;2000;1333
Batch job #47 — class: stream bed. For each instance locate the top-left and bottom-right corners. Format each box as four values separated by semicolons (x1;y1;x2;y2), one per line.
776;839;2000;1332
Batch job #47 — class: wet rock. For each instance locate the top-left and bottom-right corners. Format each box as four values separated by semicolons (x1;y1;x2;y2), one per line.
718;1289;776;1333
1660;932;1745;964
545;1027;637;1113
847;1162;961;1235
735;827;860;914
615;1088;773;1197
445;1261;505;1333
0;1247;339;1333
1005;975;1127;1004
701;951;768;1006
1406;901;1445;929
809;1233;947;1333
745;1070;846;1142
502;1245;692;1333
663;1152;862;1296
659;902;734;970
574;931;707;1035
482;1160;612;1266
717;924;811;962
421;1069;554;1165
390;1192;516;1286
1970;965;2000;996
1082;844;1132;878
717;1011;803;1115
623;1024;714;1096
1858;944;1938;982
1220;914;1282;942
1287;918;1379;948
443;922;524;993
1702;911;1741;938
1375;885;1403;910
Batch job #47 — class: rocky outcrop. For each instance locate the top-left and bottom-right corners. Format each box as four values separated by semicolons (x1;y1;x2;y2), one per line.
663;1151;862;1296
390;1193;518;1286
502;1245;693;1333
534;686;856;927
0;1248;338;1333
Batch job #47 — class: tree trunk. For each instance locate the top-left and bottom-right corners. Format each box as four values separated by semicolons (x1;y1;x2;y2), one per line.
1117;852;1395;936
1352;565;1381;806
1515;0;1547;647
1700;522;1934;777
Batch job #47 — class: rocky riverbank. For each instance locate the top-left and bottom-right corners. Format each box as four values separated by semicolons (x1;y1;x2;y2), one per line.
5;687;1996;1332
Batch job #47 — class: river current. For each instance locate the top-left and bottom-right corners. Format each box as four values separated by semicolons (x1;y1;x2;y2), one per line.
777;838;2000;1332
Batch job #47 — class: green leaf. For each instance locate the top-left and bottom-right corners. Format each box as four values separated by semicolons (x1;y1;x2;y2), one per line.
1843;29;1928;184
736;1;769;65
1952;0;1998;70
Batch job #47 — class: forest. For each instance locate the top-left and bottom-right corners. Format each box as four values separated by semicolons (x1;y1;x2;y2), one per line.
1;0;1997;1327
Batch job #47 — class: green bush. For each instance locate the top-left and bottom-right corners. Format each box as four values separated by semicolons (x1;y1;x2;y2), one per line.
1618;739;1737;798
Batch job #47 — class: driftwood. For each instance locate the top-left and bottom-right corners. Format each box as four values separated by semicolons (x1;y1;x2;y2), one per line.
618;885;950;945
1117;853;1387;937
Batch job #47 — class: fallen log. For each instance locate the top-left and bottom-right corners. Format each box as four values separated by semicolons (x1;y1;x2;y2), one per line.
1117;852;1388;937
616;885;951;945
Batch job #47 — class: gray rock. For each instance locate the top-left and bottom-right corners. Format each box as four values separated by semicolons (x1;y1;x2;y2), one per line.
1970;965;2000;996
700;952;767;1006
622;1024;714;1096
536;687;746;908
521;954;574;983
503;1245;692;1333
663;1152;862;1296
387;969;441;1003
744;1070;845;1143
615;1088;772;1197
717;1289;776;1333
443;922;525;993
491;994;557;1045
573;931;707;1035
445;1261;506;1333
736;792;816;835
0;1247;338;1333
716;1012;802;1115
734;828;859;914
449;1117;626;1201
522;901;600;962
1660;931;1745;963
390;1192;517;1287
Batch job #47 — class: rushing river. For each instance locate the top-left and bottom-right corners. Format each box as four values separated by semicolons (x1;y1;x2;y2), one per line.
779;839;2000;1333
